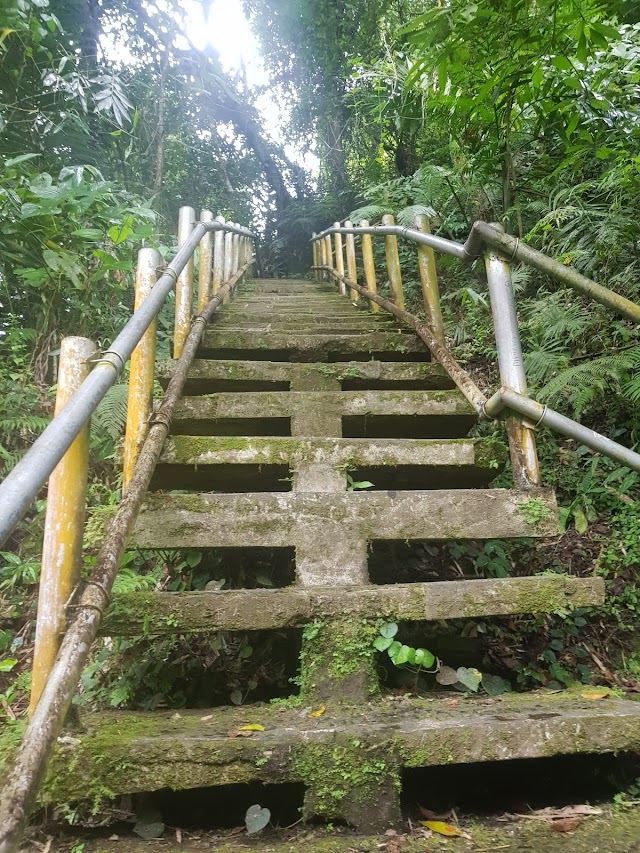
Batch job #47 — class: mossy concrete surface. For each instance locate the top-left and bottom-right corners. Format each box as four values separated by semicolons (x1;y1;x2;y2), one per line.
103;575;604;636
39;691;640;804
132;488;559;552
75;807;640;853
156;359;455;392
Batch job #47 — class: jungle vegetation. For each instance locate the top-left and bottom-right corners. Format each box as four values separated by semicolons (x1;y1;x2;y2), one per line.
1;0;640;724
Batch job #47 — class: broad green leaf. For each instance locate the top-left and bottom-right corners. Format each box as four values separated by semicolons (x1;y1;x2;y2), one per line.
436;665;459;686
390;644;412;666
4;153;39;168
482;674;512;696
0;658;17;672
413;648;435;668
551;56;572;72
379;622;398;639
245;804;270;834
374;636;393;652
71;228;103;239
573;506;588;534
456;667;482;692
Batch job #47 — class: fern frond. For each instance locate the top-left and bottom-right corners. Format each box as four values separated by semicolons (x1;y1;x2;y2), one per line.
92;383;128;441
348;204;389;224
396;204;437;226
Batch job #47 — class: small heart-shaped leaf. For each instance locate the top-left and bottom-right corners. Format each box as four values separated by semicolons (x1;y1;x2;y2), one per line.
245;804;270;834
379;622;398;639
456;667;482;692
436;665;459;686
482;674;512;697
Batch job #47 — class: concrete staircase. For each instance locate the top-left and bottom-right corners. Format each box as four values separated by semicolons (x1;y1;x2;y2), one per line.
43;278;640;829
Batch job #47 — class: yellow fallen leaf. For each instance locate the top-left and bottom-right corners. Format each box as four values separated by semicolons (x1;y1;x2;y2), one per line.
238;724;265;731
420;820;462;837
308;706;326;718
580;689;609;700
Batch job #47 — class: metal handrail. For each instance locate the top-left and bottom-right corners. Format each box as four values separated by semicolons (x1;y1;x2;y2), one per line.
0;218;255;548
312;221;640;323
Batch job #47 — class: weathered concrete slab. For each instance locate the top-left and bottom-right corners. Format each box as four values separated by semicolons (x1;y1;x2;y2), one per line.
157;359;455;392
199;330;430;360
132;488;559;550
104;576;604;635
42;691;640;803
172;390;475;429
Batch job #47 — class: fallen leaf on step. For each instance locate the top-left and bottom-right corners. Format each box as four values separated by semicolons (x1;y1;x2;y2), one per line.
420;820;468;838
518;804;602;821
580;689;610;700
238;723;265;731
170;712;181;721
448;699;460;709
229;724;264;737
308;705;326;718
418;806;452;821
551;817;582;832
200;714;213;721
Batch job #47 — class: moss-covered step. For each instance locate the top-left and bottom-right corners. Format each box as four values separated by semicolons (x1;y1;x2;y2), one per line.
103;575;603;636
41;691;640;808
245;279;335;293
151;436;506;492
198;329;430;361
209;318;399;333
157;359;455;393
169;390;476;438
132;488;559;551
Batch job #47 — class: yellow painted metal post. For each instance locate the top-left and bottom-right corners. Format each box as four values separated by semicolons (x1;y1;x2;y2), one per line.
318;236;326;278
223;227;233;304
324;234;333;283
197;210;214;313
29;336;95;715
212;215;225;295
360;219;379;313
415;213;445;344
122;248;161;491
333;222;346;296
174;205;195;358
312;233;318;280
382;214;404;310
344;219;358;303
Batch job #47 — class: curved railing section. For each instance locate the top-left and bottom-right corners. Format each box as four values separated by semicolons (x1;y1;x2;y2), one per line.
311;216;640;483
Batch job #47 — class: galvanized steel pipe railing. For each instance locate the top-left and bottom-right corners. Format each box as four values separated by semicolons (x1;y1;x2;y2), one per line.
0;215;254;548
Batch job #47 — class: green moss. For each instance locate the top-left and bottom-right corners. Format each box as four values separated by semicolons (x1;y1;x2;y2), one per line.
293;740;399;820
299;619;379;703
517;497;554;526
0;718;26;774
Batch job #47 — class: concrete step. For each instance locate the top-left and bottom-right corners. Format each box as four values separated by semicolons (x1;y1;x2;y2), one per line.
199;329;430;361
210;317;398;332
157;359;455;394
42;690;640;810
150;436;506;492
104;575;604;635
132;489;559;553
169;390;477;438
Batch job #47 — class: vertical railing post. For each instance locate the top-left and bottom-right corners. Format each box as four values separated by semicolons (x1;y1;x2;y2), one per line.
29;336;95;715
174;205;195;358
318;236;326;278
232;227;240;277
324;234;333;283
484;224;540;488
122;248;161;491
415;213;445;344
223;227;233;304
212;215;225;296
382;214;404;310
333;223;346;296
344;219;358;303
360;219;379;313
312;233;318;280
197;210;214;313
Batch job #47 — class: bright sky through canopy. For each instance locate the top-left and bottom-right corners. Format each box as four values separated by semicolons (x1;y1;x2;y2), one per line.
181;0;267;86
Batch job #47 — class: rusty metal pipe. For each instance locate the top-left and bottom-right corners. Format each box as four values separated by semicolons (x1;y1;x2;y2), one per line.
317;265;486;413
0;260;251;853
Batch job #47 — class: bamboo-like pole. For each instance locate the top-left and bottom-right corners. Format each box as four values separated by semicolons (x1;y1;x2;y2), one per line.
197;210;214;312
0;260;251;853
333;222;346;295
414;213;444;344
318;236;326;279
29;336;95;716
344;219;358;303
212;215;225;295
223;227;234;304
174;206;195;358
359;219;379;313
382;214;404;310
312;233;318;280
324;234;333;283
122;248;161;491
